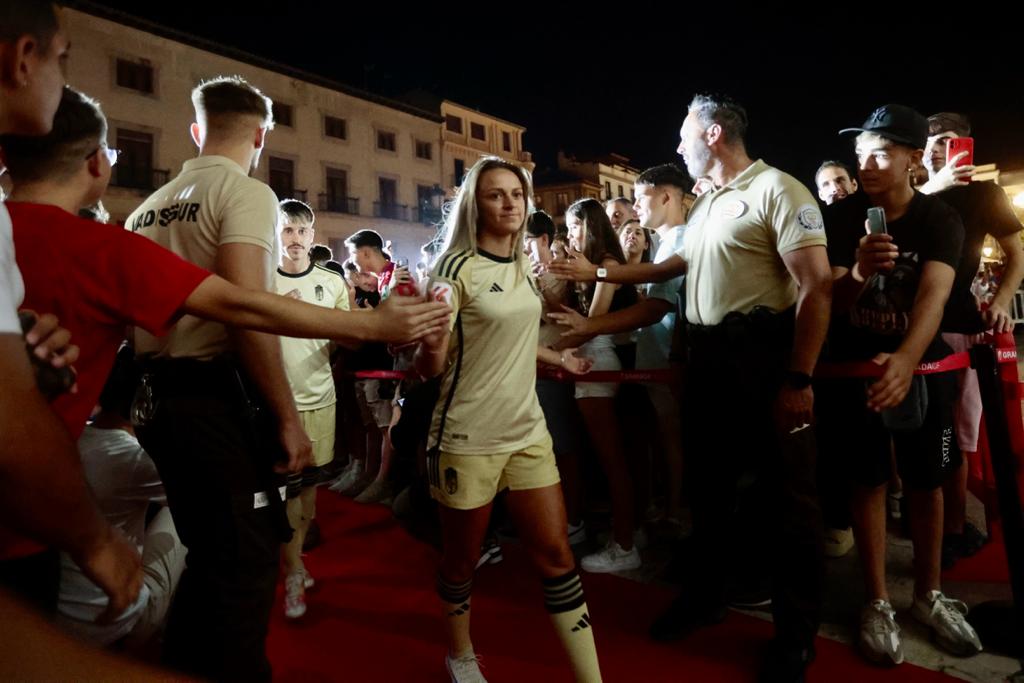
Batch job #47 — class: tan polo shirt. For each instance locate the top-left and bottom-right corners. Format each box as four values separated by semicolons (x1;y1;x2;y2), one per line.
128;155;280;359
677;159;826;326
274;264;349;410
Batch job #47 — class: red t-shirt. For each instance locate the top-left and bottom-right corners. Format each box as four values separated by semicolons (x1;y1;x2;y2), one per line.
2;202;211;559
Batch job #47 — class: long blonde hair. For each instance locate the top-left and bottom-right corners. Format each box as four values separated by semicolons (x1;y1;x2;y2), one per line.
435;156;534;274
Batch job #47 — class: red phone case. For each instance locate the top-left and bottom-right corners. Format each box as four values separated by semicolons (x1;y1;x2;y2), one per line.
947;137;974;182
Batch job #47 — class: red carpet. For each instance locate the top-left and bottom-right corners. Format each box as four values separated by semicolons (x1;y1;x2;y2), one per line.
267;492;955;682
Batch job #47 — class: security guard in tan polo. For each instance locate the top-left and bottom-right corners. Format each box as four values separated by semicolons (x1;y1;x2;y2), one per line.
548;95;833;682
127;75;308;682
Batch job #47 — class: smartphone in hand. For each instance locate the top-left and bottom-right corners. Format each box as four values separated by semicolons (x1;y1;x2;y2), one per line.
867;206;887;235
947;137;974;182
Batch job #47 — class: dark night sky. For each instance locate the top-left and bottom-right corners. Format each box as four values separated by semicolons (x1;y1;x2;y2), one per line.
81;2;1024;187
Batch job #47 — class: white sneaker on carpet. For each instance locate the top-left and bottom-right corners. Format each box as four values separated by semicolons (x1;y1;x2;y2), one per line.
581;541;641;573
911;590;983;657
284;573;306;619
858;599;903;665
445;651;487;683
329;460;363;493
354;479;394;505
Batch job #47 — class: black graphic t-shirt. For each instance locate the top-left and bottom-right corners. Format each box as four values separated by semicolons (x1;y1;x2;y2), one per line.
936;182;1023;334
824;191;964;361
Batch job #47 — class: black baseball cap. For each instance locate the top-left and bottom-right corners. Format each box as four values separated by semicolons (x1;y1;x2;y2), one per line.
839;104;928;149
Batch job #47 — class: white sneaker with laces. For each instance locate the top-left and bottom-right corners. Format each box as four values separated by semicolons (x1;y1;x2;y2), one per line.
581;541;641;573
329;460;362;492
858;599;903;665
911;590;983;656
284;573;306;619
445;651;487;683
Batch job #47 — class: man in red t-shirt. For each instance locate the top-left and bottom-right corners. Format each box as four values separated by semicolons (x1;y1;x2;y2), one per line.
0;1;143;620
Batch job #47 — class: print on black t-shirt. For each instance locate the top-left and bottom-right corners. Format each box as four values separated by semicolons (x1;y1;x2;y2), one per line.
823;191;965;361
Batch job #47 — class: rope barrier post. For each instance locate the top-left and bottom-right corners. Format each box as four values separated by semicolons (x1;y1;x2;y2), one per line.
967;342;1024;658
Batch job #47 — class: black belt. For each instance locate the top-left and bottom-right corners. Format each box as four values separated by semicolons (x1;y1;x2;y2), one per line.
138;355;256;406
687;306;795;350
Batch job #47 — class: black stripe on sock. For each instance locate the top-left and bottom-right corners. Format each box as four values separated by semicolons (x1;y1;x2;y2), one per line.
437;573;473;604
542;570;586;614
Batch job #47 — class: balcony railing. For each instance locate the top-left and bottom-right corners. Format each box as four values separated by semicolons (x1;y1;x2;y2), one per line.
413;205;443;225
318;194;359;215
274;188;307;203
374;202;409;221
112;167;170;192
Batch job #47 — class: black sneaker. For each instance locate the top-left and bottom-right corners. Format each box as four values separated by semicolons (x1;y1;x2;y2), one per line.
758;642;815;683
475;536;503;570
649;594;727;642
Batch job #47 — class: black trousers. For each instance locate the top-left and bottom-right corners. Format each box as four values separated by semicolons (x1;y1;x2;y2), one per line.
136;358;289;683
0;549;59;616
683;311;824;648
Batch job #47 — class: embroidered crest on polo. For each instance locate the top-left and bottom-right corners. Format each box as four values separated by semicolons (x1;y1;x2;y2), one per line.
720;200;747;219
796;204;824;232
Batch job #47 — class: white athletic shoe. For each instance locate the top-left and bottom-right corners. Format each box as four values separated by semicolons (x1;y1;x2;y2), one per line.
581;541;641;573
445;651;487;683
911;590;983;657
329;460;363;493
284;573;306;620
858;599;903;665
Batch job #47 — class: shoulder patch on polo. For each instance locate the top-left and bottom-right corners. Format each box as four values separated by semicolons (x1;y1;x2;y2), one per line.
797;204;824;232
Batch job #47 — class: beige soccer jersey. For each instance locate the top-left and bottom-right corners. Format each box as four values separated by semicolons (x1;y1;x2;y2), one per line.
128;156;280;359
677;159;827;326
428;249;549;455
275;264;349;410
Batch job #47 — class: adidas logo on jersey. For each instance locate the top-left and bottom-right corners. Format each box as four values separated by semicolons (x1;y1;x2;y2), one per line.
489;283;504;293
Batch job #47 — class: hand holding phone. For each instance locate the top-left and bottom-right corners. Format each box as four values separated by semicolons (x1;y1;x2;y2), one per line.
946;137;974;178
867;207;887;235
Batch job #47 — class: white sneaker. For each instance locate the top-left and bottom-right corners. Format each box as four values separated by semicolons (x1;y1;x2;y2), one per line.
581;541;641;573
567;521;587;546
284;573;306;619
858;599;903;665
911;590;983;656
329;460;363;492
824;527;854;558
354;478;394;505
445;651;487;683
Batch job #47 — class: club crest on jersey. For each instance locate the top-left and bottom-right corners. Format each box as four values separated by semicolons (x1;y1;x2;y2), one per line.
444;467;458;494
315;284;324;301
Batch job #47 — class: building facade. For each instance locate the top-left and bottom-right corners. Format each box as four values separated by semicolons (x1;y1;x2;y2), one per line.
61;7;530;265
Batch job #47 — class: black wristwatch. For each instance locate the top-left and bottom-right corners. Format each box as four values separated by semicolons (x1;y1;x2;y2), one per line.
784;370;813;389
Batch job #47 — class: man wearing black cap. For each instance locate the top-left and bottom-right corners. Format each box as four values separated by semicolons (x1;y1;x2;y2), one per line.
824;104;982;666
921;112;1024;571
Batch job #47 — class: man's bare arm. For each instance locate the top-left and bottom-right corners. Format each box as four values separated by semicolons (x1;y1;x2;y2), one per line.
180;275;452;345
548;251;686;285
0;337;142;619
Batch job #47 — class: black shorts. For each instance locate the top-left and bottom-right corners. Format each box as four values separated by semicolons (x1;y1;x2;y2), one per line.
816;373;961;492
